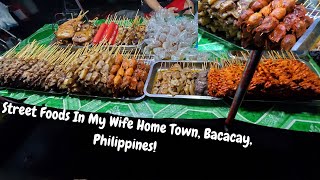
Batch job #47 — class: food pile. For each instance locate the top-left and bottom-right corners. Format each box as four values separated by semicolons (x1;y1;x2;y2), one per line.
151;63;208;96
93;16;146;46
208;58;320;99
237;0;314;50
0;42;150;98
199;0;314;50
144;9;198;60
55;11;97;45
198;0;254;41
55;11;146;46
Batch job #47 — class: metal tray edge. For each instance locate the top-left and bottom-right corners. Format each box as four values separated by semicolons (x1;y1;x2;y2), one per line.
143;60;223;101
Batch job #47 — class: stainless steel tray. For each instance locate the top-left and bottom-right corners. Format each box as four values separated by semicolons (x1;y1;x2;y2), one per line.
292;18;320;51
0;59;154;101
50;38;143;53
144;60;222;100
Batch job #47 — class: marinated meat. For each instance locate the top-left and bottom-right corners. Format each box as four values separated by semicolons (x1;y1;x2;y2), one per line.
255;16;279;33
268;23;286;43
270;7;287;20
280;34;296;50
208;59;320;99
292;20;307;38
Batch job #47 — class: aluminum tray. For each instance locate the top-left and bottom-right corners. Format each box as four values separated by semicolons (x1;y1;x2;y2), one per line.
292;18;320;51
144;61;222;100
228;54;320;103
0;59;154;101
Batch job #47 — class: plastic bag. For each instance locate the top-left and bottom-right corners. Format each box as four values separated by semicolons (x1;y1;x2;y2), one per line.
0;2;18;30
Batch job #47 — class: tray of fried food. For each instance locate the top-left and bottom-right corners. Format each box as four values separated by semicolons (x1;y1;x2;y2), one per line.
53;13;146;52
207;50;320;103
144;60;223;100
237;0;316;50
0;41;152;101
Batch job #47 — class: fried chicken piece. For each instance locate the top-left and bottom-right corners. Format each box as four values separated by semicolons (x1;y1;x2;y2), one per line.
55;12;86;40
72;23;96;44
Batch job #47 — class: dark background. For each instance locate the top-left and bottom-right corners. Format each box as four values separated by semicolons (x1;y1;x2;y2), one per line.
0;99;319;180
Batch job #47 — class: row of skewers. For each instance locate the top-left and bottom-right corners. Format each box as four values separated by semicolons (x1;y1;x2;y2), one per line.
0;41;150;98
198;0;318;50
55;11;146;46
149;51;320;100
152;63;210;96
208;51;320;99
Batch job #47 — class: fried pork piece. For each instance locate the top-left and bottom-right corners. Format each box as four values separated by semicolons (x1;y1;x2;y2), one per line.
247;12;263;31
292;20;307;38
208;59;320;99
255;16;279;34
270;7;287;20
269;23;286;43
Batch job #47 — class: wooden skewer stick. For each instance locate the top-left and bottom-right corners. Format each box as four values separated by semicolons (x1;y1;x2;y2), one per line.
308;3;319;16
18;42;36;59
290;51;296;60
3;43;20;58
33;45;49;59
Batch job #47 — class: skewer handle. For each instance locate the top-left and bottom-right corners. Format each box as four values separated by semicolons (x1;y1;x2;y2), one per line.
225;50;263;125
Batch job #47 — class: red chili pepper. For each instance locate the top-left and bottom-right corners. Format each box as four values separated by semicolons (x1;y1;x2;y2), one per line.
92;23;107;44
109;24;119;45
102;22;116;42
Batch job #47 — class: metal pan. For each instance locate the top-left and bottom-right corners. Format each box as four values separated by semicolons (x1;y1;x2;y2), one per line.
292;18;320;51
144;60;222;100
